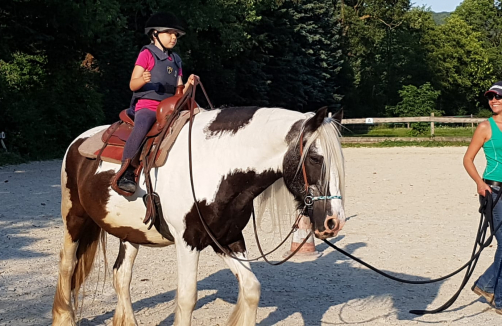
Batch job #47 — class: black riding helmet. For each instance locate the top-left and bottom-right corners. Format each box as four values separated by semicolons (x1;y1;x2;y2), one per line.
145;12;187;37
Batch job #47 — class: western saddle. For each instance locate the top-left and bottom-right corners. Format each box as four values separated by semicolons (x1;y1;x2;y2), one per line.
96;84;201;229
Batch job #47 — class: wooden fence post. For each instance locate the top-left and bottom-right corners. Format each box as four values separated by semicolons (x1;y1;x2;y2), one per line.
430;112;435;137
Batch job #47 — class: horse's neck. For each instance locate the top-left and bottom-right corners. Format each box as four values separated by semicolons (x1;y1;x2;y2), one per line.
202;108;303;174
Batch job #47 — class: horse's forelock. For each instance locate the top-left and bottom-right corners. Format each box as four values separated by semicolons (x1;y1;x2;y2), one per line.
297;117;345;203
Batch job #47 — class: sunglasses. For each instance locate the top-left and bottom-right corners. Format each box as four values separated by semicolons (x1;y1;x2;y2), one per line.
486;93;502;101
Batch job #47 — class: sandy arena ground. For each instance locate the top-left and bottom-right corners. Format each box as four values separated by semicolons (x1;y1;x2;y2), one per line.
1;147;501;325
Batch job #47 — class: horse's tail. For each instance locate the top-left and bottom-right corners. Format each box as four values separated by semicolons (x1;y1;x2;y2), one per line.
53;219;107;317
71;223;107;308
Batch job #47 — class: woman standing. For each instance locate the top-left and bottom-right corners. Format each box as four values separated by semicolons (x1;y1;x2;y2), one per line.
463;81;502;315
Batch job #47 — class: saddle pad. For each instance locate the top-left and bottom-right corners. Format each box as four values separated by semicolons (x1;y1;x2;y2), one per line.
154;108;201;167
78;108;202;166
78;129;107;160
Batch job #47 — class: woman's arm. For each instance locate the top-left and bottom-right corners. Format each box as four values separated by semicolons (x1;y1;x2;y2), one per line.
130;65;151;91
463;121;491;195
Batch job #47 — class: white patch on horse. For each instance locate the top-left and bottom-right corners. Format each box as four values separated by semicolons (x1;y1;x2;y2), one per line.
157;108;305;234
96;161;172;245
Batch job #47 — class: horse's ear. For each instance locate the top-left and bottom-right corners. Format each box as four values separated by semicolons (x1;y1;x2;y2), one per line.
304;107;328;134
332;108;343;125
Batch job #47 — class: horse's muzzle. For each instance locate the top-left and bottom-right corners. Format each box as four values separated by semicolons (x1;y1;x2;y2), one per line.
314;216;344;240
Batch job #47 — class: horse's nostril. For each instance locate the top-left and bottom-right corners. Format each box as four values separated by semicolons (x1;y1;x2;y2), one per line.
327;218;338;230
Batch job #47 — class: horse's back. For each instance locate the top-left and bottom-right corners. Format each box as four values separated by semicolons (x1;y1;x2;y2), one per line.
61;125;173;246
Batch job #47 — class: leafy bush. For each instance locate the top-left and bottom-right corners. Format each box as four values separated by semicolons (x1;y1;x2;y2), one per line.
0;54;104;159
386;83;442;136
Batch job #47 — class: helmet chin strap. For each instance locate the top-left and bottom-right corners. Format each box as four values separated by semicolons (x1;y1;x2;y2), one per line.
153;31;172;56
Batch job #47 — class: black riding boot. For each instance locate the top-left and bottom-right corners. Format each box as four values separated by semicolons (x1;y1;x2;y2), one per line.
118;166;137;193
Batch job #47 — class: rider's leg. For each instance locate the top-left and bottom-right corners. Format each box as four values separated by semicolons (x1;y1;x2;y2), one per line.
118;108;157;193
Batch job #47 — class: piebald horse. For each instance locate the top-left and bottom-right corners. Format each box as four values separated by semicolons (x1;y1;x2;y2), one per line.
52;106;346;326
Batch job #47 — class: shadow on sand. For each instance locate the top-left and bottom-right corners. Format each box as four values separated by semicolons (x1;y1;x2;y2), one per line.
79;237;481;326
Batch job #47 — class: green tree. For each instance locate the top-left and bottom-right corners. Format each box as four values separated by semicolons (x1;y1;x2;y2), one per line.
337;1;435;117
423;15;493;115
386;82;441;117
250;0;343;111
386;82;441;135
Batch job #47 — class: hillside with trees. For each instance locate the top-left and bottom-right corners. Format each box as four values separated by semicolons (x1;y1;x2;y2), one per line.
432;11;451;24
1;0;501;159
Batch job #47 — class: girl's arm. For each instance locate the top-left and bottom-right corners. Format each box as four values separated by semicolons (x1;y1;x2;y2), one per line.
463;121;491;195
182;74;198;94
130;65;151;91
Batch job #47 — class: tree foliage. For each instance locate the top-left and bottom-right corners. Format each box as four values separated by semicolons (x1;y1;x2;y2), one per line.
2;0;502;159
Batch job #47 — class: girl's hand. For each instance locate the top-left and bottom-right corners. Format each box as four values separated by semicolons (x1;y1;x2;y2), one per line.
186;74;199;86
142;71;151;83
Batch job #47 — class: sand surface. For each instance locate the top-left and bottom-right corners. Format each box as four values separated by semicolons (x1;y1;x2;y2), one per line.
1;147;501;325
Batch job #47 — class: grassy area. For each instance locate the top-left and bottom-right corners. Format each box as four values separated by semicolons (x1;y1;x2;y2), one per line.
342;140;470;148
342;126;475;138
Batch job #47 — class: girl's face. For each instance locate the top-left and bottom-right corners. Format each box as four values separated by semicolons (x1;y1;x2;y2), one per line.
155;29;180;49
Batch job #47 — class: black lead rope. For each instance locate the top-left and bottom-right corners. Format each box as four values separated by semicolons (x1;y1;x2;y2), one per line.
323;189;502;315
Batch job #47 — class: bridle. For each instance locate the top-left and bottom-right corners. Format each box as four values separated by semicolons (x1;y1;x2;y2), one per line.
299;132;342;218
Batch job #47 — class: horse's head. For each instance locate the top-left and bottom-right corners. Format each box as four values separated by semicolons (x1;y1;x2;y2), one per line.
283;107;345;240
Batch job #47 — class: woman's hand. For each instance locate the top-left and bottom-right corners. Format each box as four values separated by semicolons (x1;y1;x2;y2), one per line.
477;181;492;196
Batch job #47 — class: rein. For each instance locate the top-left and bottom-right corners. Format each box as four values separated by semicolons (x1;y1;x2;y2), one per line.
323;189;502;315
186;79;311;264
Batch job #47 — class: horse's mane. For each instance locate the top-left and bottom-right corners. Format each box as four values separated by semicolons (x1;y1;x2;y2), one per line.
254;114;345;237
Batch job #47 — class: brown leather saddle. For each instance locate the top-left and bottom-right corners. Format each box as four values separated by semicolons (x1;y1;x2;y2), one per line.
98;85;187;172
96;84;203;226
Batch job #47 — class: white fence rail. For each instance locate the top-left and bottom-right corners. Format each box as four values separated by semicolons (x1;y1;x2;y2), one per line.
340;113;486;140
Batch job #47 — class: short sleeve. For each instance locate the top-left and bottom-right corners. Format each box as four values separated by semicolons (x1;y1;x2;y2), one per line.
173;53;183;77
135;49;155;71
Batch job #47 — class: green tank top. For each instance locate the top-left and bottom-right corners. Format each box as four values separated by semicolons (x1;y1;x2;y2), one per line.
483;117;502;182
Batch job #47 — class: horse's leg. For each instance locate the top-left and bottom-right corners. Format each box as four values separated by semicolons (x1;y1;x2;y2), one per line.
219;239;260;326
113;240;140;326
173;242;200;326
52;230;79;326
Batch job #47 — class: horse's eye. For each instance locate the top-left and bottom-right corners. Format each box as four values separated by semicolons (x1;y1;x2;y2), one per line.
309;155;323;165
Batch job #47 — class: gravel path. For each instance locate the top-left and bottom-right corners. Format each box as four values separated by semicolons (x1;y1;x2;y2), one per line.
1;147;501;325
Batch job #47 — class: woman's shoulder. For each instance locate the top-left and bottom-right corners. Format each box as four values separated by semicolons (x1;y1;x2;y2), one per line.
479;119;491;128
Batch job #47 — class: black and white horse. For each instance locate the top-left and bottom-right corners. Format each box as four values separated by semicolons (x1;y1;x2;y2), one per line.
52;106;346;326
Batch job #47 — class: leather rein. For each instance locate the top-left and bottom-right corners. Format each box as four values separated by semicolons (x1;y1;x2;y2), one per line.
184;85;502;314
186;80;321;265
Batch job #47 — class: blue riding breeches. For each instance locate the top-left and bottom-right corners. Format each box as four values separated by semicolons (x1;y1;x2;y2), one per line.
475;186;502;309
122;108;157;162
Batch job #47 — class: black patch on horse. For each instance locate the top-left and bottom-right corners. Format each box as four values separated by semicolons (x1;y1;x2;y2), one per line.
285;119;304;145
205;106;260;138
183;169;281;252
